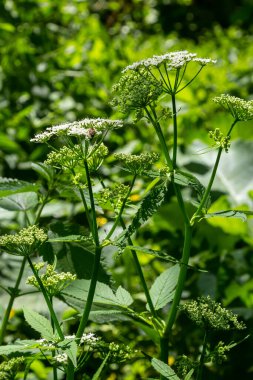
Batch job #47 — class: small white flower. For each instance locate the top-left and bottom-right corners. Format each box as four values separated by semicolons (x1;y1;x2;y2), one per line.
80;332;99;345
122;51;216;73
55;353;68;364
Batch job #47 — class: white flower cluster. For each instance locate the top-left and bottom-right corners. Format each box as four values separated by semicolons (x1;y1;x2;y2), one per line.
54;353;68;364
80;332;100;345
122;50;216;73
31;118;124;143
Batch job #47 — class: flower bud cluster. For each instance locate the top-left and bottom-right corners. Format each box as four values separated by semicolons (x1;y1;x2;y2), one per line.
208;341;231;365
0;226;47;256
45;145;83;169
54;353;68;364
26;262;76;296
209;128;231;152
213;94;253;121
97;184;130;211
114;152;159;175
111;69;163;119
108;342;137;362
31;118;123;143
0;357;25;380
180;296;246;331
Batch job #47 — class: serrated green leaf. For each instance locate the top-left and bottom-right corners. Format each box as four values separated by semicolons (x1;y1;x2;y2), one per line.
0;344;34;355
23;308;55;341
31;162;54;183
126;245;177;263
90;310;130;323
147;265;180;311
0;192;38;211
66;340;78;367
61;280;132;309
0;178;39;197
151;358;180;379
205;209;253;221
115;181;169;248
173;170;210;210
116;286;134;307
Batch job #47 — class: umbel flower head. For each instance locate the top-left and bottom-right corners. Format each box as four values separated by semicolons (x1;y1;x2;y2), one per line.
180;296;246;331
209;128;231;152
26;262;76;296
0;226;47;256
31;118;124;143
45;145;83;169
114;152;159;175
121;51;216;95
122;51;216;72
213;94;253;121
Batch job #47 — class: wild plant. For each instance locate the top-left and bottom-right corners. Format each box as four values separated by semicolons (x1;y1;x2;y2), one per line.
0;51;251;379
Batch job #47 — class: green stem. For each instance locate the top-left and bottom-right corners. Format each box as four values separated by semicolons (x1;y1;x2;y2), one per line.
0;256;27;344
196;330;208;380
145;106;173;170
191;119;238;224
27;256;64;340
171;93;178;168
50;297;58;380
84;160;100;246
75;245;102;339
120;218;157;319
160;224;192;362
66;361;75;380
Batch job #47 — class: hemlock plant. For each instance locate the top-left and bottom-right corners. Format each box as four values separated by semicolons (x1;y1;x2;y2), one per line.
0;50;251;379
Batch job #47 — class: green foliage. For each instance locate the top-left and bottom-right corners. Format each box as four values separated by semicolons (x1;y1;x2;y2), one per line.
23;308;56;341
147;264;180;311
151;357;180;380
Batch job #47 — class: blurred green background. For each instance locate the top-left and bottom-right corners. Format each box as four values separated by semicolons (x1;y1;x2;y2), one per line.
1;1;253;379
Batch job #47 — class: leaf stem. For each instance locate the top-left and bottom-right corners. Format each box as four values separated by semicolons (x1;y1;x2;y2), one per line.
191;119;238;224
196;330;208;380
26;256;64;340
0;256;27;344
160;223;192;361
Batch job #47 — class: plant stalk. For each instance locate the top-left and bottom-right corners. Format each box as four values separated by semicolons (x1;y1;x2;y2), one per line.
0;256;27;344
196;330;208;380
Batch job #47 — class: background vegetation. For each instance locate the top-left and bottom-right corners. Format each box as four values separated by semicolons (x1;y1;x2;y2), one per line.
0;0;253;379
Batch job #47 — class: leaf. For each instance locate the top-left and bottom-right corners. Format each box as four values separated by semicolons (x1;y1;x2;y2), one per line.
61;280;133;309
0;192;38;211
126;245;177;263
48;235;94;243
205;209;253;221
0;344;33;355
173;170;210;209
115;181;169;248
184;368;194;380
31;162;54;183
65;340;78;367
92;352;110;380
23;308;55;341
90;310;130;323
147;264;180;311
116;286;134;307
0;178;39;197
151;358;180;380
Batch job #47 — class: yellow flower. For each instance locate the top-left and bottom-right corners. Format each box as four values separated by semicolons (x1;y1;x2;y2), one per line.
96;216;108;227
130;194;141;202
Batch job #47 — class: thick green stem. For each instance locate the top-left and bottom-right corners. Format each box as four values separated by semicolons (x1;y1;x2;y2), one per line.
191;119;238;224
171;93;178;168
196;330;208;380
27;256;64;340
76;245;102;339
160;224;192;362
84;160;100;246
0;256;27;344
